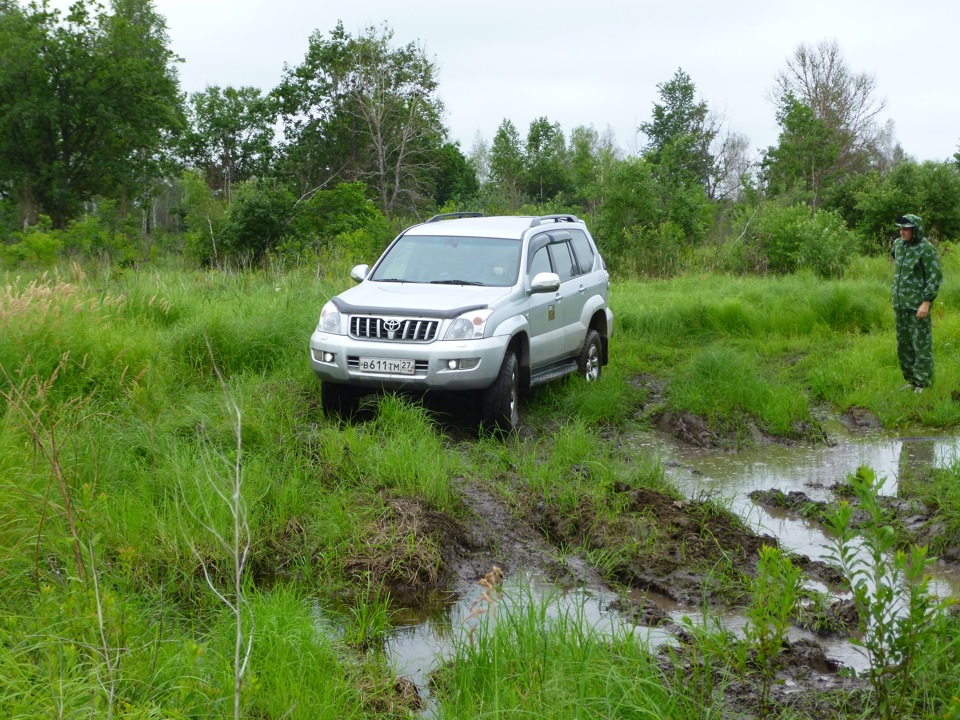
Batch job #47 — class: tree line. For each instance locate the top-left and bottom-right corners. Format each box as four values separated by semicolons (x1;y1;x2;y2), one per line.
1;0;959;275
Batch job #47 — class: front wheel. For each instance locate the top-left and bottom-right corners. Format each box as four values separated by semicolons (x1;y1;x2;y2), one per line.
577;330;602;381
481;351;519;431
320;382;362;419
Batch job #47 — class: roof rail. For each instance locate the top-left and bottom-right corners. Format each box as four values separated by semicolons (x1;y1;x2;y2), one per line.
425;212;485;223
529;214;580;227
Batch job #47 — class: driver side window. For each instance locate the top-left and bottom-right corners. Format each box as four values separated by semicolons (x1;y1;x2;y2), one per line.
529;246;552;278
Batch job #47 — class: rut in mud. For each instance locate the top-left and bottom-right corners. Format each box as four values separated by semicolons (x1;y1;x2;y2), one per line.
357;392;960;717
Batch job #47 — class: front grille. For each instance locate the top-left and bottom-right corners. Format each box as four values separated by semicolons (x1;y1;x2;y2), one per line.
350;316;439;342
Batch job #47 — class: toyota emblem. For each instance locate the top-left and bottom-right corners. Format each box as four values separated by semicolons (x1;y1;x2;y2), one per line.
383;318;401;339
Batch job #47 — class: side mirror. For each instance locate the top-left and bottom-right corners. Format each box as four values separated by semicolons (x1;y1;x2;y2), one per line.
350;264;370;282
529;271;561;293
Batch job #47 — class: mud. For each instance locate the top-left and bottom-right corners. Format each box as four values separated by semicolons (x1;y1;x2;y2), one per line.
350;392;958;718
531;482;776;605
367;473;871;716
339;497;473;591
750;485;960;564
453;481;612;589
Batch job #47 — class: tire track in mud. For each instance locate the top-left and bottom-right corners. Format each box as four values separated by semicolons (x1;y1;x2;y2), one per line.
453;479;614;591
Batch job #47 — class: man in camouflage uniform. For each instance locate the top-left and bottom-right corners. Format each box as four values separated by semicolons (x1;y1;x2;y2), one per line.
892;213;942;392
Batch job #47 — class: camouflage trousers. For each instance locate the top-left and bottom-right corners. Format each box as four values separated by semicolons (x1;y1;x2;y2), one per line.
895;309;934;388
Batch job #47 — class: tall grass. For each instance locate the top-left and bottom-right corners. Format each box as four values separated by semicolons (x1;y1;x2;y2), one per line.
613;258;960;433
2;255;959;718
435;584;696;719
669;345;811;439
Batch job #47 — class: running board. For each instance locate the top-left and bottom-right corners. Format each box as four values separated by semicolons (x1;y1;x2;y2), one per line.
530;361;578;387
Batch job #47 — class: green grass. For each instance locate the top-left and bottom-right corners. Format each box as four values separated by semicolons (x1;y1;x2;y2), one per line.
613;251;960;434
434;584;697;719
2;255;960;718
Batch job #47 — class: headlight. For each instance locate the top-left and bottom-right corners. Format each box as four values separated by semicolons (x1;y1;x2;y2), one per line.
317;301;342;334
444;308;493;340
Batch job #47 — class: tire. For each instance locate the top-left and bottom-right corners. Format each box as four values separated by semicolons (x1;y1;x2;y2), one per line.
320;382;362;419
481;351;519;431
577;329;602;381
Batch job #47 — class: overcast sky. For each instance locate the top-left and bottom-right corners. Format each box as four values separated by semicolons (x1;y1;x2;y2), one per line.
52;0;960;162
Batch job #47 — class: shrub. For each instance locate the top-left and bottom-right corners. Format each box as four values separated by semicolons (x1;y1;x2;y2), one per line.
220;179;297;264
2;223;63;266
733;202;857;278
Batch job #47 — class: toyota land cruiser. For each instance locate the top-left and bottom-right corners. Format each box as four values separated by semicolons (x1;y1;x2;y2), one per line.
309;213;613;430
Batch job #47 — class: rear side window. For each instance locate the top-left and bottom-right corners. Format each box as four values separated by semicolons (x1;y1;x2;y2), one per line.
569;230;595;274
548;242;576;282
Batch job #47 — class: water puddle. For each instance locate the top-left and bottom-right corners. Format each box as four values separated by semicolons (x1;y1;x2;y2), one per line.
382;573;871;715
384;573;675;714
377;425;959;708
633;428;960;596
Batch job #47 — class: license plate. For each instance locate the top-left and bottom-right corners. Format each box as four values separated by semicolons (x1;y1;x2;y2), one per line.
359;357;415;374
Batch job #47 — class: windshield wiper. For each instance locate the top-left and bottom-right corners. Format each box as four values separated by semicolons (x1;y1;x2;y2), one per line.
429;279;484;286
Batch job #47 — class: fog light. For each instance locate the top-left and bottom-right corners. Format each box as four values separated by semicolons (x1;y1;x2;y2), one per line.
323;352;334;363
447;359;459;370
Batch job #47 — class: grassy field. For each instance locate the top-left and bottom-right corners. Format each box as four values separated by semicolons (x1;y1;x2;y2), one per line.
1;252;959;718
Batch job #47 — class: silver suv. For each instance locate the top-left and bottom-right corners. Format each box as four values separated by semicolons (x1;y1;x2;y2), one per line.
309;213;613;429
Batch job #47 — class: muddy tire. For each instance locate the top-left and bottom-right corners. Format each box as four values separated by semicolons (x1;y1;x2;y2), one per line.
481;351;519;431
577;329;602;381
320;382;362;419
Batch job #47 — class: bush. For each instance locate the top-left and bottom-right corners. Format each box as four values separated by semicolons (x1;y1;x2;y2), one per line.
856;160;960;249
627;220;689;278
220;179;296;264
731;202;857;278
2;218;63;266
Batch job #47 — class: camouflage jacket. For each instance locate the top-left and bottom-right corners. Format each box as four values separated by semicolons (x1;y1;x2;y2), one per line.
892;215;943;312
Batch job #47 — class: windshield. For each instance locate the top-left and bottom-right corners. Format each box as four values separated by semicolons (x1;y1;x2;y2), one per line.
370;234;522;287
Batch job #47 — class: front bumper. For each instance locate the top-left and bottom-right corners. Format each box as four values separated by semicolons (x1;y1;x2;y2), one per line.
309;330;508;391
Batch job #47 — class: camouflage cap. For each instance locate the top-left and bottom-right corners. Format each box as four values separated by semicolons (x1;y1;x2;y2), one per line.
896;214;920;228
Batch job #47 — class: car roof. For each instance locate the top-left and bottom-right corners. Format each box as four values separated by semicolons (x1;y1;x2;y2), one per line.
405;215;582;239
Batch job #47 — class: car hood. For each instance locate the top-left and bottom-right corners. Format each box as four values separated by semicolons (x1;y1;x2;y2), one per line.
333;281;512;318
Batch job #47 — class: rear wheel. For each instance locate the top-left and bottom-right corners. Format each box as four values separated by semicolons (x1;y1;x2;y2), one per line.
481;351;519;431
320;382;362;419
577;330;602;381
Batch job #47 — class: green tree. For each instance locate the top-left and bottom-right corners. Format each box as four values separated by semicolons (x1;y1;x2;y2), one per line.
0;0;184;228
180;169;228;264
592;157;658;256
219;179;295;264
637;68;716;250
489;119;525;205
524;117;570;202
761;94;839;206
182;86;277;201
275;22;444;219
569;125;620;214
639;69;718;194
856;160;960;247
766;40;886;208
432;141;479;206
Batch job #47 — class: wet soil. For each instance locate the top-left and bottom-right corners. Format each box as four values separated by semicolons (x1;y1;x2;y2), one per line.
634;373;828;450
360;391;949;716
533;482;776;605
750;485;960;564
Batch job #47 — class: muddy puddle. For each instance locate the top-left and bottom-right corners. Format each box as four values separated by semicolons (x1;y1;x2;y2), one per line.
382;574;678;713
380;574;872;716
368;424;960;710
636;425;960;597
